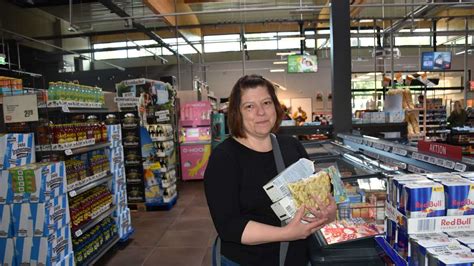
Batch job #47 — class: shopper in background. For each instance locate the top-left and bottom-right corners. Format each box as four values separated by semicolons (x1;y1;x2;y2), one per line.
448;100;468;128
204;74;337;266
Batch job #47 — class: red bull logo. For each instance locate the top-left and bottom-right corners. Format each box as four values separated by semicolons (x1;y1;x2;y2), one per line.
415;200;443;209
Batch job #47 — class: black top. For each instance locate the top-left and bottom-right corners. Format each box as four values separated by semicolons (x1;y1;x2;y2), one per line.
204;135;310;266
448;109;468;128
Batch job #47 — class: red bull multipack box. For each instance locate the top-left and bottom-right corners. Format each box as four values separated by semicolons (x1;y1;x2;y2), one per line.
443;180;474;216
402;182;446;218
409;233;459;266
427;244;474;266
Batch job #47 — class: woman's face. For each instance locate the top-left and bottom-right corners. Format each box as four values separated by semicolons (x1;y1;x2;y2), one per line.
239;86;276;138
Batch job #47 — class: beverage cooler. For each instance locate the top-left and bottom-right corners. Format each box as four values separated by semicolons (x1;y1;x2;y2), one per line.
179;101;212;181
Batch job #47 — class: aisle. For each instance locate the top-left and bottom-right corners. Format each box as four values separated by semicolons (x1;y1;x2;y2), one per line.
98;181;216;266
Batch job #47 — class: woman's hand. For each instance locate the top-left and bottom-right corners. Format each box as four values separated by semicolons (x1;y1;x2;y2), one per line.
304;195;337;225
283;205;328;241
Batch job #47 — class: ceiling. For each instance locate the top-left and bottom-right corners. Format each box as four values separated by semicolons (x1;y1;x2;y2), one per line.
7;0;474;47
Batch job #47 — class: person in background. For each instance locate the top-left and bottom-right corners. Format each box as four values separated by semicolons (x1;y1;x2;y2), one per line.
292;106;307;126
204;75;336;266
448;100;468;128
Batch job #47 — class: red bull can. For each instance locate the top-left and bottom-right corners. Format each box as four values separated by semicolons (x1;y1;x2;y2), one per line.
443;180;474;216
403;182;446;218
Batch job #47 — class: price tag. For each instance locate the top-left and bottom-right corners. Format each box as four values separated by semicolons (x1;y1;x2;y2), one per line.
393;148;408;156
65;149;73;156
61;105;70;112
69;190;77;197
428;156;437;164
2;94;39;123
75;229;83;237
444;160;455;169
454;163;467;172
384;145;391;152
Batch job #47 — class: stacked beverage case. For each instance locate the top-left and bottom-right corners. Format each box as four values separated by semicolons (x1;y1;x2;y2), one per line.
0;133;74;265
385;172;474;265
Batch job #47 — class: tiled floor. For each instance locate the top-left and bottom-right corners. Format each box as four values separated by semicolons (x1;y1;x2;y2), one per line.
97;181;216;266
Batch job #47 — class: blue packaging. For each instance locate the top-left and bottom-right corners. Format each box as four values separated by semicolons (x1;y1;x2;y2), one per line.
109;146;124;172
391;175;427;211
0;133;35;170
0;171;13;204
0;238;15;266
443;180;474;216
11;195;70;237
397;226;410;260
0;204;13;238
403;182;446;218
14;226;73;266
410;233;459;266
56;252;74;266
427;244;474;266
111;167;126;194
8;162;66;204
107;124;122;147
386;219;397;248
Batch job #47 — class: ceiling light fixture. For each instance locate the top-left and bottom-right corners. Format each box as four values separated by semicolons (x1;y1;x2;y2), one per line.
270;69;285;73
280;36;306;41
273;61;288;65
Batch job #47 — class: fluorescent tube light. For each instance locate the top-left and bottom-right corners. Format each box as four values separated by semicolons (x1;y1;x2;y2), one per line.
273;61;288;65
276;52;296;56
270;69;285;73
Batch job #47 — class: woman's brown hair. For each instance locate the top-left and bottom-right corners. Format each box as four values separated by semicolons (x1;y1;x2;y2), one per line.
228;75;284;138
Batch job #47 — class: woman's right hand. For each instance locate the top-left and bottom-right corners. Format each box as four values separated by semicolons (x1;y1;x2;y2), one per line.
283;205;328;241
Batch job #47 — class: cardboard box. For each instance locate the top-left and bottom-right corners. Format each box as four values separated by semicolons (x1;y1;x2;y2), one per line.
263;158;314;203
387;111;405;123
6;162;66;204
113;190;128;216
115;208;132;239
109;147;124;172
270;197;296;222
14;226;73;266
111;167;126;195
0;238;15;266
11;195;70;237
0;205;13;238
56;252;74;266
371;112;387;123
0;133;35;170
107;125;122;147
0;172;13;204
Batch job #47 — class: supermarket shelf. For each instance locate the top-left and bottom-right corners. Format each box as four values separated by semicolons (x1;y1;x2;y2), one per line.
151;136;173;142
419;124;447;128
156;148;174;157
338;133;474;173
37;141;111;156
73;205;117;238
278;125;333;136
39;106;110;114
68;173;112;198
80;235;120;266
180;141;211;146
374;236;407;266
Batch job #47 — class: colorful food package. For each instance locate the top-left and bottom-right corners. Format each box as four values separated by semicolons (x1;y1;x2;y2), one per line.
287;171;331;209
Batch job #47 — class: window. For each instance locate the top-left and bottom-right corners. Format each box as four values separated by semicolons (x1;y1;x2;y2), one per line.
246;40;278;50
93;42;127;49
94;50;128;60
204;34;241;53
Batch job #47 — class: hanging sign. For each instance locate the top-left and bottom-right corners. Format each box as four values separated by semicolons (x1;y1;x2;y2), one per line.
417;140;462;161
2;94;39;123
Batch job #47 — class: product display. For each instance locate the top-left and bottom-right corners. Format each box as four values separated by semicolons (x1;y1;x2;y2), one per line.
319;218;384;245
0;133;35;170
73;216;117;265
47;82;105;107
69;186;113;229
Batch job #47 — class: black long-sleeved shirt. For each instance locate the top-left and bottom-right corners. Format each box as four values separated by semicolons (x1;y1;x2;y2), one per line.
204;135;310;266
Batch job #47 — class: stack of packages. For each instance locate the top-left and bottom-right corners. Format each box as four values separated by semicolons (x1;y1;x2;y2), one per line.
385;172;474;265
0;133;74;265
107;124;132;240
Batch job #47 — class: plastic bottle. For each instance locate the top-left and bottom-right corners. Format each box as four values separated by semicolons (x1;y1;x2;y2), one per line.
48;82;56;101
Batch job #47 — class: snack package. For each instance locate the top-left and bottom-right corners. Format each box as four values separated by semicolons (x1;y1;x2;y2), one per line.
0;238;15;266
0;133;36;170
288;171;331;209
0;204;13;238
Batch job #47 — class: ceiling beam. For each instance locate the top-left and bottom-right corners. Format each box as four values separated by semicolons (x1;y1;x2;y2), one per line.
98;0;193;63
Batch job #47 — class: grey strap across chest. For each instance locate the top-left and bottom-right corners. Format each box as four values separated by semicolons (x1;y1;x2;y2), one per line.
214;134;288;266
270;133;289;266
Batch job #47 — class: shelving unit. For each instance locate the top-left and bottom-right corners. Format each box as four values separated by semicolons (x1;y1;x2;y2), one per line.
418;106;448;140
80;235;120;266
338;133;474;173
448;129;474;156
68;172;112;198
73;205;117;238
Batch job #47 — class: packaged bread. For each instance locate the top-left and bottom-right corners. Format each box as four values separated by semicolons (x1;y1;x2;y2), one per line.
287;170;331;209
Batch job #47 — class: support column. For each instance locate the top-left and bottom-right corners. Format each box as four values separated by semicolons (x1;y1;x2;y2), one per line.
330;0;352;133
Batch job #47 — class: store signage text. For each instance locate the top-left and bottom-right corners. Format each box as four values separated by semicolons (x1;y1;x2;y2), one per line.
418;140;462;161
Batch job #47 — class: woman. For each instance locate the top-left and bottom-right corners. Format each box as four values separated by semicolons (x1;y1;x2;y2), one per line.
448;101;468;128
204;75;337;266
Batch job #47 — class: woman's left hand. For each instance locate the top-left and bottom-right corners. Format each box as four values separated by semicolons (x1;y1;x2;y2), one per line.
302;195;337;225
